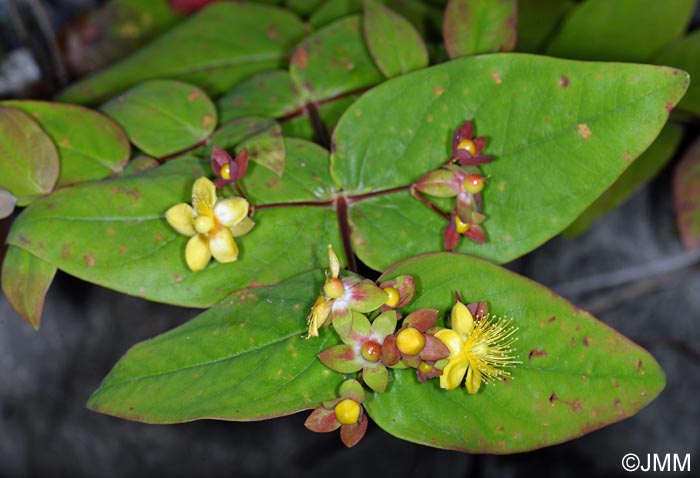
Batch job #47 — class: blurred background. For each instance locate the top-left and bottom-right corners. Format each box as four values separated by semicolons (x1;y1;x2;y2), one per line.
0;1;699;476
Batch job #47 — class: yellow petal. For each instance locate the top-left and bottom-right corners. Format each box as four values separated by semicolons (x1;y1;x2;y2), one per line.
229;216;255;237
434;329;463;356
185;234;211;272
465;366;482;394
192;177;216;218
451;301;474;340
214;197;249;227
439;357;468;391
209;226;238;263
165;203;196;236
328;244;340;278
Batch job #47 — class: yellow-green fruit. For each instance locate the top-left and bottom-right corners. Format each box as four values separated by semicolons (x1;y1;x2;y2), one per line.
323;277;344;299
456;138;476;155
384;287;400;307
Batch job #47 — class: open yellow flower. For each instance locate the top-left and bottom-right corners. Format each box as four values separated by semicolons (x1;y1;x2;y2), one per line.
435;301;518;393
166;177;254;272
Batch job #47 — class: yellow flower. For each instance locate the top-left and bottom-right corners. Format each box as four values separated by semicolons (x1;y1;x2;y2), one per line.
166;177;254;272
435;301;518;393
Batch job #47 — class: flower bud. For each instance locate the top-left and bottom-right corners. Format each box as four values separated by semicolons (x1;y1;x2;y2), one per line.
396;327;426;356
335;398;361;425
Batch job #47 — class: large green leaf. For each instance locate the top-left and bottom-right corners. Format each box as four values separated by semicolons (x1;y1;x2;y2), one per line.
289;16;384;102
7;151;342;309
546;0;696;62
101;80;216;158
0;107;59;206
365;253;664;453
565;122;683;237
443;0;517;58
363;0;429;78
654;30;700;115
330;54;688;266
1;245;56;330
674;137;700;251
2;100;130;186
58;3;307;104
87;270;345;423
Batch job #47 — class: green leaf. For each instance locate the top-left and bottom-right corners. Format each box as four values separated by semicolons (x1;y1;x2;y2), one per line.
1;100;130;186
123;155;160;176
565;123;683;237
330;54;688;266
516;0;574;53
674;136;700;251
58;3;307;104
239;137;336;203
443;0;517;58
87;270;345;423
365;253;664;453
217;70;305;124
1;245;57;330
286;0;326;17
290;16;384;102
101;80;216;158
363;0;429;78
0;106;59;206
309;0;364;28
7;150;342;308
546;0;696;62
654;30;700;115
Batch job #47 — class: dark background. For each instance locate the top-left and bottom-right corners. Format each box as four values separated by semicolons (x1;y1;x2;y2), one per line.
1;1;699;477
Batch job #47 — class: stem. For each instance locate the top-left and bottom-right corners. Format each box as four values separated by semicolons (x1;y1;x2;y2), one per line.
346;185;410;202
335;195;357;273
306;103;330;149
410;185;450;221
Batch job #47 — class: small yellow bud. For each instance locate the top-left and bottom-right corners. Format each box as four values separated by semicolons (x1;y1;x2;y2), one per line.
384;287;400;307
323;277;345;299
396;327;426;356
418;361;434;374
455;215;470;234
334;398;361;425
456;139;476;155
194;215;214;234
221;164;231;180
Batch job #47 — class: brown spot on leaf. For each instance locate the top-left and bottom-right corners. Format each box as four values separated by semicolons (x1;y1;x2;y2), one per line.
61;244;71;258
490;71;502;84
59;138;72;148
665;102;674;113
84;254;95;267
426;114;434;123
624;151;633;162
577;123;591;140
117;246;126;254
291;47;308;69
497;440;504;449
188;90;200;101
154;233;164;242
548;316;557;323
174;275;184;283
434;85;444;96
266;26;278;40
202;115;214;128
549;393;558;406
558;76;569;87
636;360;645;374
582;336;592;347
528;349;548;361
496;425;504;432
582;374;588;381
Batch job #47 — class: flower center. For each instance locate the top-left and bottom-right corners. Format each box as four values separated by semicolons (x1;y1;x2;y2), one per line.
361;341;382;362
456;139;476;155
383;287;400;307
323;277;345;299
194;215;215;234
396;327;426;355
335;398;361;425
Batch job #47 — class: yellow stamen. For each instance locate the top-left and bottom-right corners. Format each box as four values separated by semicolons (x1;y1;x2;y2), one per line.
455;216;470;234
